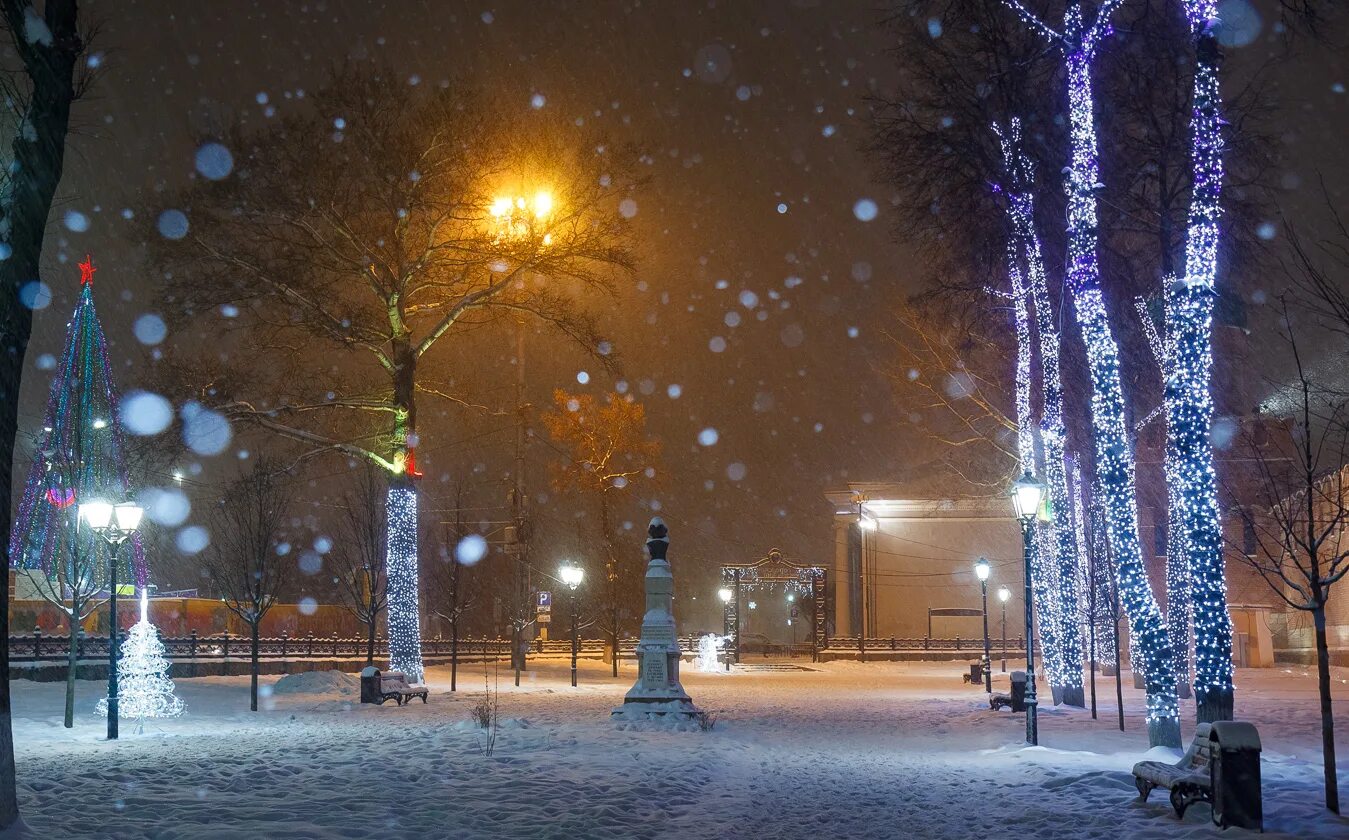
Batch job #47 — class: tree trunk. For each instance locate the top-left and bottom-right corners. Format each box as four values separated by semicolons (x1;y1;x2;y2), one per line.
365;616;376;666
450;619;459;692
1313;604;1340;813
64;618;78;728
385;339;424;682
0;3;84;827
250;622;260;712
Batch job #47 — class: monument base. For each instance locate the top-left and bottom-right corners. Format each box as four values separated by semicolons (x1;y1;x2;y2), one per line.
611;696;702;719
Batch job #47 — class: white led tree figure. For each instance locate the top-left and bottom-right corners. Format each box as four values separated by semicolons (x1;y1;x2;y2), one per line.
1170;0;1234;724
96;589;184;731
996;120;1085;706
1001;0;1181;746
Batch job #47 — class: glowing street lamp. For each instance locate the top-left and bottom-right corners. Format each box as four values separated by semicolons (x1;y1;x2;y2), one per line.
80;499;144;741
559;564;584;687
1009;470;1048;745
974;557;992;694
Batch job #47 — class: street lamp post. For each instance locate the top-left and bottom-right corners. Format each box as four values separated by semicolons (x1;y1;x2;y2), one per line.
718;587;733;671
997;585;1011;673
1010;471;1048;746
559;564;584;688
974;557;992;694
80;499;144;741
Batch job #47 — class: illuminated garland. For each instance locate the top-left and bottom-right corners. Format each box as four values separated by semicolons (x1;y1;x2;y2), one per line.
1005;242;1067;688
9;258;145;586
998;120;1084;702
97;592;184;723
1001;0;1180;745
385;485;424;683
1171;0;1233;721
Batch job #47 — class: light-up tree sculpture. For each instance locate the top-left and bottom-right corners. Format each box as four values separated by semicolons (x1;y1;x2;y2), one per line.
996;119;1085;706
96;589;183;731
156;69;636;684
9;257;146;729
1002;0;1180;746
1170;0;1234;723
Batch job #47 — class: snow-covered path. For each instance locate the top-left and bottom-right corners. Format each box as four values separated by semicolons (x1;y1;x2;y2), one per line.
7;660;1348;838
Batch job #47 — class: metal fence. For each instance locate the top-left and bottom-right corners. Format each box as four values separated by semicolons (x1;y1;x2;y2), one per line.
8;630;716;663
825;636;1027;653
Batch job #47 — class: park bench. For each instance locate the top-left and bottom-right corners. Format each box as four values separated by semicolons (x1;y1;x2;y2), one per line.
1132;723;1213;818
360;667;429;706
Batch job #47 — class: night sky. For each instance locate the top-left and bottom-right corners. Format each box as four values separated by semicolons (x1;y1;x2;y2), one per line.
12;0;1348;625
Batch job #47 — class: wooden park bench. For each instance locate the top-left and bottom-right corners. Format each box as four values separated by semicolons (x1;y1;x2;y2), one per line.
361;667;429;706
1132;723;1213;818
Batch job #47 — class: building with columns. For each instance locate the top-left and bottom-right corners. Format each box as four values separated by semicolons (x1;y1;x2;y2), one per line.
824;484;1026;642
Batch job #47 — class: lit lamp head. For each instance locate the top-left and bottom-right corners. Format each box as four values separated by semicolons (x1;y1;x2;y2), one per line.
718;587;733;604
858;513;878;532
1010;471;1048;523
79;499;114;531
81;499;143;544
559;564;584;590
997;585;1012;603
974;557;991;582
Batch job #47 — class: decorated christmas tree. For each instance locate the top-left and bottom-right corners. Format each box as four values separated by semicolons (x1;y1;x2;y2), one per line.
97;590;184;727
8;256;147;728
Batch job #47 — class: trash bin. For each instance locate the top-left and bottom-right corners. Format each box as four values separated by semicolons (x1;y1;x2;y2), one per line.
359;666;382;704
969;661;984;684
1010;670;1027;712
1209;721;1262;830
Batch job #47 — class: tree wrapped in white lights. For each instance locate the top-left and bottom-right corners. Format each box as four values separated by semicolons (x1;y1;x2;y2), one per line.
996;119;1085;706
1001;0;1180;746
1169;0;1234;723
96;592;184;728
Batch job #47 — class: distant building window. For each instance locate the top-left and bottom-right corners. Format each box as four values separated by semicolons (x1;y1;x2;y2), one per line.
1243;518;1257;555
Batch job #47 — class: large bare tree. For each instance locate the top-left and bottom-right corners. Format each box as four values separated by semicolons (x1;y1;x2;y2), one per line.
155;63;637;679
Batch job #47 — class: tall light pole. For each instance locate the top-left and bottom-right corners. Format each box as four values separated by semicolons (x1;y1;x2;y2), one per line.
559;564;584;688
997;585;1011;672
1010;471;1048;746
974;557;992;694
718;587;733;671
80;499;144;741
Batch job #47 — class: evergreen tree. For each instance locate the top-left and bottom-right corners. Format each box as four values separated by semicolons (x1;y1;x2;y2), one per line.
8;256;145;728
97;592;184;729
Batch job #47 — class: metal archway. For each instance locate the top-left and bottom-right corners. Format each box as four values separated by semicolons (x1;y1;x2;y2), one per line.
720;549;827;662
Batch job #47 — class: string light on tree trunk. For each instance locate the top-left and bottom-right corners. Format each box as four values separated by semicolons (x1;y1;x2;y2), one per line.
1000;0;1180;746
385;484;424;683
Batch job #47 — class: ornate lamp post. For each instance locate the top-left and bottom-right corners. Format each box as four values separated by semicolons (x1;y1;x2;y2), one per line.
718;587;733;671
974;557;993;694
559;564;584;688
80;499;143;741
1010;470;1048;745
997;585;1012;673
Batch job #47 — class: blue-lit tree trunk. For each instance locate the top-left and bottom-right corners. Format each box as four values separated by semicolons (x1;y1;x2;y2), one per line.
1002;0;1181;746
1171;0;1234;723
998;122;1085;706
1006;248;1065;687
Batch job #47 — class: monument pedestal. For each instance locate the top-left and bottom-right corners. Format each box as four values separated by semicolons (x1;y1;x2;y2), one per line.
612;518;701;719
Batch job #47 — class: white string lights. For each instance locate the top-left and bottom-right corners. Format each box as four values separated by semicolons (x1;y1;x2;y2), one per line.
1000;0;1180;746
385;485;424;683
1171;0;1233;722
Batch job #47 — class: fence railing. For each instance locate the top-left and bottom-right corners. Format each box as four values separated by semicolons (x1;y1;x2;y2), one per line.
824;636;1026;653
8;629;719;663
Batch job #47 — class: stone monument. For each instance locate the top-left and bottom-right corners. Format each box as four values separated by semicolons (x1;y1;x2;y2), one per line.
612;517;700;718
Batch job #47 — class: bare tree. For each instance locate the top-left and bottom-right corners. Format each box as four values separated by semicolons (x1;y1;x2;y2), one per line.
540;389;660;677
154;62;638;677
425;490;480;693
202;462;294;712
1229;300;1347;813
0;1;88;825
329;464;388;665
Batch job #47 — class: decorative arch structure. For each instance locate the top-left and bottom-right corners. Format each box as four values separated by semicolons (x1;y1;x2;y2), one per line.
720;549;827;662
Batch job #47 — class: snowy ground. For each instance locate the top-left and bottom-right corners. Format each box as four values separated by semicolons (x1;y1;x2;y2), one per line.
5;659;1348;839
